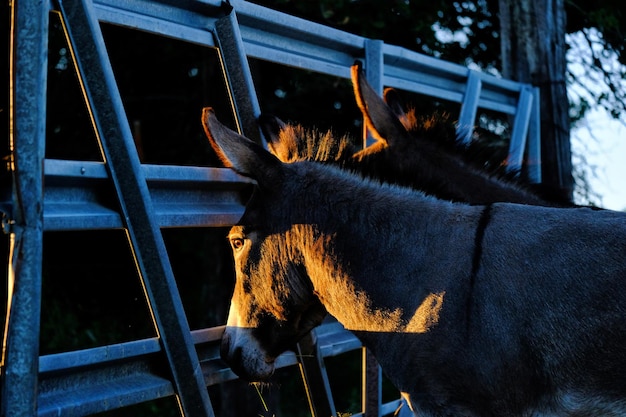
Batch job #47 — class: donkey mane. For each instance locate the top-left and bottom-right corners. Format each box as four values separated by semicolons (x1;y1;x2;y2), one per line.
258;114;358;164
382;89;459;150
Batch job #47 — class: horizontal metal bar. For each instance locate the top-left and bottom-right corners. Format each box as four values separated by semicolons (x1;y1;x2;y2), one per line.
243;36;354;79
315;320;362;357
39;361;174;416
382;45;519;113
232;0;364;58
39;339;161;374
234;4;525;114
237;13;360;77
44;159;251;184
33;159;254;230
36;322;358;416
383;43;467;79
93;0;223;46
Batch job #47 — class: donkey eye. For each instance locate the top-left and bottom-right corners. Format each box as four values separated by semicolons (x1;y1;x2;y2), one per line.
230;237;245;250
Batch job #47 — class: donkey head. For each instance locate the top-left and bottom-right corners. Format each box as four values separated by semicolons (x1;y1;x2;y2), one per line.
350;61;471;195
350;62;561;205
201;108;327;381
350;61;461;160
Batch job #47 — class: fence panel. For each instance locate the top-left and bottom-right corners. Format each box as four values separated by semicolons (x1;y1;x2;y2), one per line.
2;0;541;416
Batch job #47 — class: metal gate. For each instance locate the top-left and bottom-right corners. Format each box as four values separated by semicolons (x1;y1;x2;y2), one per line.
2;0;541;415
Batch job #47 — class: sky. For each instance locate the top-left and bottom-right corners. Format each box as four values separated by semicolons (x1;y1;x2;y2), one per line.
572;111;626;211
567;29;626;211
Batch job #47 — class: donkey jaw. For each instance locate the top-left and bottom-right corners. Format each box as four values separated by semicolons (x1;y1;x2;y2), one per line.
221;326;276;382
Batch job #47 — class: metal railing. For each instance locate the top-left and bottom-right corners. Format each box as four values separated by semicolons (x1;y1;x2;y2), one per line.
2;0;541;416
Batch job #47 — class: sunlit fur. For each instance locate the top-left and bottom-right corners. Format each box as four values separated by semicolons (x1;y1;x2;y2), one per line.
203;108;626;416
259;116;357;164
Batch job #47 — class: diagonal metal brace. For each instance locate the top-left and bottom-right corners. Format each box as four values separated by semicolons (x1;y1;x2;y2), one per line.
56;0;213;415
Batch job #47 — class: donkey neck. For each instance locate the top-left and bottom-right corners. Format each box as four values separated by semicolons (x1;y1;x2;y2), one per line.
428;155;549;205
286;162;480;333
354;138;551;206
288;160;450;225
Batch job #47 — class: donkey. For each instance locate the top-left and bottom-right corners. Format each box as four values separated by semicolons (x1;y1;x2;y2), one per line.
203;107;626;417
260;62;570;207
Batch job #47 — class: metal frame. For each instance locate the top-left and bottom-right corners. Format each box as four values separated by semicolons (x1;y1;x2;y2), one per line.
2;0;541;416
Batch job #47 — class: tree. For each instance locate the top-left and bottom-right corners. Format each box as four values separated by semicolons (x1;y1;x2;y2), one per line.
499;0;574;198
566;0;626;122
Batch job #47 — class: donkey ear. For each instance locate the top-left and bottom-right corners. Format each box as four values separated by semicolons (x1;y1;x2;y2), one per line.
383;88;407;119
258;113;293;161
202;108;283;184
258;113;286;144
351;61;410;147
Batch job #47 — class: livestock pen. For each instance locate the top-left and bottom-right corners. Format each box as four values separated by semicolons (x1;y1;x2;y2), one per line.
2;0;541;415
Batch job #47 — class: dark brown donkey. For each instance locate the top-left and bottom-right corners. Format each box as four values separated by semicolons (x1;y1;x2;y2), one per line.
260;63;571;207
203;107;626;416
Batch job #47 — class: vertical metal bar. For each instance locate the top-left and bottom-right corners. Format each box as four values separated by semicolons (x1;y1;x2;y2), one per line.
363;38;383;417
56;0;213;415
457;71;482;145
213;6;262;144
506;85;533;176
526;87;542;183
2;0;49;415
296;331;337;417
361;39;385;417
362;347;382;417
364;39;383;148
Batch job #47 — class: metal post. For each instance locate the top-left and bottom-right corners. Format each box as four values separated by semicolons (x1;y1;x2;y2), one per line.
507;85;534;175
364;39;383;148
526;87;542;183
457;71;482;145
297;331;337;417
362;347;381;417
214;6;263;144
2;0;49;415
362;38;383;417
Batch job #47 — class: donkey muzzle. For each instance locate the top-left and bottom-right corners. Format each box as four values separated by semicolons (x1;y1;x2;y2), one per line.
220;326;276;382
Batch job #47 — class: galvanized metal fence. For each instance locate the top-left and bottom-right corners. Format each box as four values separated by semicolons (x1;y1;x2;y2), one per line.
2;0;541;415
